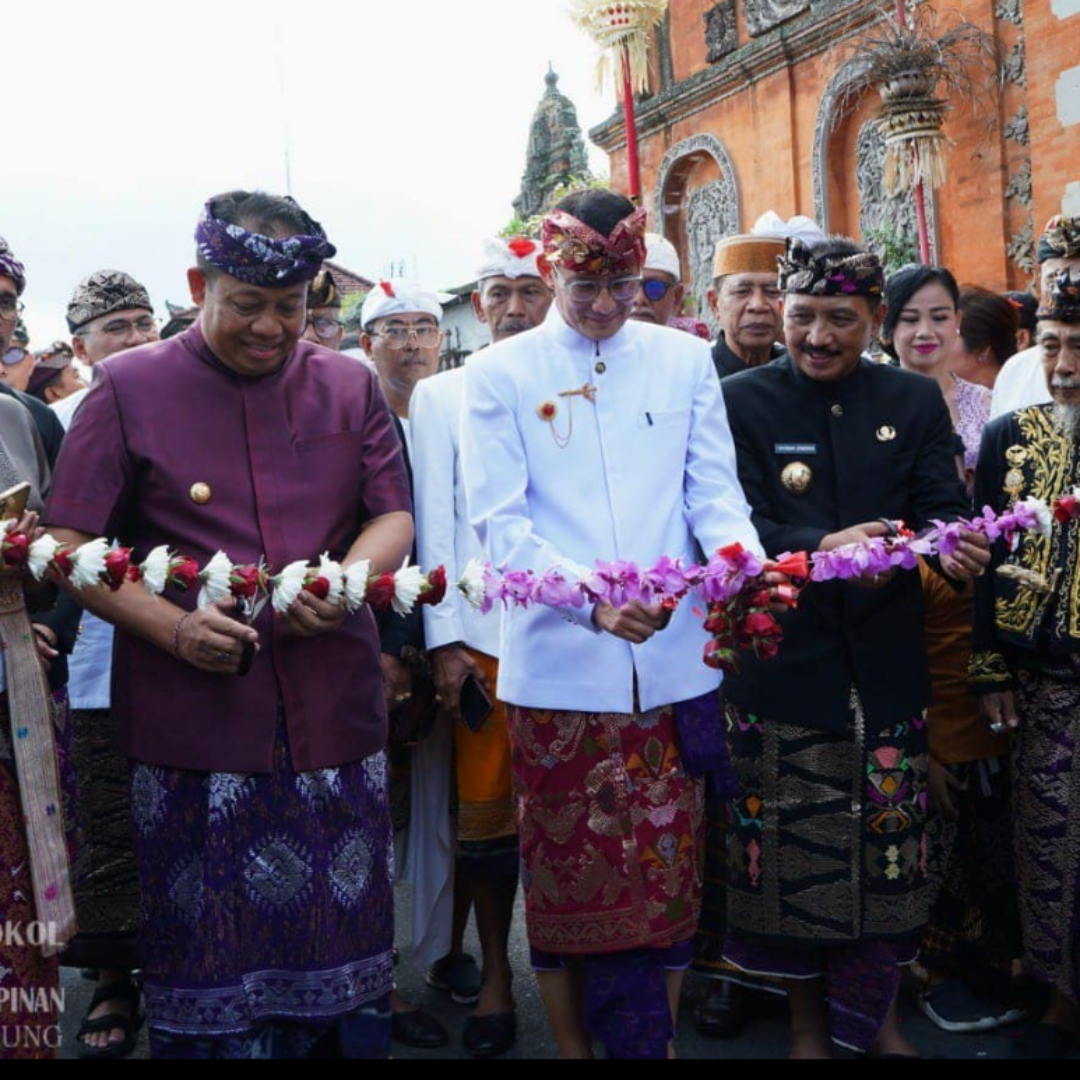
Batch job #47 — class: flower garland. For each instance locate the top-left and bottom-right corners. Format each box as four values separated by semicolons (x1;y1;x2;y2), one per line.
0;524;447;617
451;498;1056;675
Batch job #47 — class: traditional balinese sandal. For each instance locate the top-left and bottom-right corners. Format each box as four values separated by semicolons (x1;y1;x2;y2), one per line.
75;979;145;1061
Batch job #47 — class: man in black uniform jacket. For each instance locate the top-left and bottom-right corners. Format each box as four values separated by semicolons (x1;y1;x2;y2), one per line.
719;236;989;1059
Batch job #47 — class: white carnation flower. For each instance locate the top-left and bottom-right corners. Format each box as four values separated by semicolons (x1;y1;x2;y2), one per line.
1022;497;1054;538
70;538;110;590
343;560;372;613
140;546;173;598
458;559;489;611
392;559;427;616
318;553;345;607
273;561;311;615
197;552;234;611
27;535;61;582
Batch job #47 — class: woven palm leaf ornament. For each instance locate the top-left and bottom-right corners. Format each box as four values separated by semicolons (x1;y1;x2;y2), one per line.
837;4;998;200
571;0;670;95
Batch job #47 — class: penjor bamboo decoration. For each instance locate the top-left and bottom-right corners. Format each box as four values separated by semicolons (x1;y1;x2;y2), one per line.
571;0;670;203
833;1;998;264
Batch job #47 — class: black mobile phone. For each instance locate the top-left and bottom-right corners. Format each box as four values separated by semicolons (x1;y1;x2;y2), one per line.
460;676;494;734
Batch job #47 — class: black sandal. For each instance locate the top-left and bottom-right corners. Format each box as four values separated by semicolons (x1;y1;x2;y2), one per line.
75;980;145;1061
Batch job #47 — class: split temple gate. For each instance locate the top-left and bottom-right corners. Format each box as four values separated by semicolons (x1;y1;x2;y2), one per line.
590;0;1080;331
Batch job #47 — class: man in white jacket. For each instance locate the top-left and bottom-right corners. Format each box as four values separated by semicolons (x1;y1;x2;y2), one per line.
411;236;551;1058
461;188;766;1060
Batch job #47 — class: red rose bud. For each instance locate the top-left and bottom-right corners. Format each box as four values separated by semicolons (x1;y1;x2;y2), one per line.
742;612;781;637
304;576;331;602
169;557;201;593
419;566;448;607
104;548;134;591
718;543;746;562
1053;497;1080;525
230;565;263;600
126;565;143;584
366;573;396;611
2;533;30;568
749;589;773;610
53;549;75;579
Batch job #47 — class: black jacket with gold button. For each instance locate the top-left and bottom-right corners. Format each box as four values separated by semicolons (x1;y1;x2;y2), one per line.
970;405;1080;692
721;356;969;736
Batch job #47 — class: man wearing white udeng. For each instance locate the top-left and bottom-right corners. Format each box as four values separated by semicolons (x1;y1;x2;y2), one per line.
461;188;766;1060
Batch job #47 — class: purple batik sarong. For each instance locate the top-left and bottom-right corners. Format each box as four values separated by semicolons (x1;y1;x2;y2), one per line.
724;934;919;1053
131;717;394;1058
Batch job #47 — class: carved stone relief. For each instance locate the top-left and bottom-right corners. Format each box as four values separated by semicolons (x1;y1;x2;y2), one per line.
1005;106;1031;146
1005;161;1034;210
1002;41;1028;87
687;180;741;334
1008;223;1037;275
855;122;920;269
744;0;810;37
995;0;1025;25
704;1;738;63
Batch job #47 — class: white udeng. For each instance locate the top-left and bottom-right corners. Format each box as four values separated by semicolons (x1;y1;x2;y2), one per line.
70;538;110;590
198;552;234;611
273;562;310;615
393;560;427;616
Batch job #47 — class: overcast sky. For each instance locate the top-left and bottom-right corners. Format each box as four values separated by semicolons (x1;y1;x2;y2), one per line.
6;0;615;343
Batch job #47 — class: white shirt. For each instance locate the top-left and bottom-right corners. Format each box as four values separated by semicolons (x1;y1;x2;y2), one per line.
51;388;113;710
990;346;1051;420
461;306;762;714
411;363;501;658
50;386;89;432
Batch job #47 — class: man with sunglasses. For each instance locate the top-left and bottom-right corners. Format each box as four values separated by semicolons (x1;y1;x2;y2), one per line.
632;233;686;328
304;269;345;352
0;238;65;467
461;188;766;1059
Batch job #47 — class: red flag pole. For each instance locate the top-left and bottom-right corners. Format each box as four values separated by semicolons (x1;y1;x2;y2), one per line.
621;42;643;204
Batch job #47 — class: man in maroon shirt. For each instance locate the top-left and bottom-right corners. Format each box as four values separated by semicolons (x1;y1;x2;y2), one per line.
45;191;414;1059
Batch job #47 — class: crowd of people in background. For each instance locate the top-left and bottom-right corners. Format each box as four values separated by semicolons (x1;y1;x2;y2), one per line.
0;188;1079;1061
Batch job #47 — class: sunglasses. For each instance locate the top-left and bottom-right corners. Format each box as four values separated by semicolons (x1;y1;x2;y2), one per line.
2;348;28;366
641;279;675;303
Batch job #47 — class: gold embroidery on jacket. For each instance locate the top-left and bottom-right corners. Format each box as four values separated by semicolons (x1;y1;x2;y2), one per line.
995;409;1074;639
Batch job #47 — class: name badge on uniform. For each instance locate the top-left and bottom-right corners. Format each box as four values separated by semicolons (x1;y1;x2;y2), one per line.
775;444;818;456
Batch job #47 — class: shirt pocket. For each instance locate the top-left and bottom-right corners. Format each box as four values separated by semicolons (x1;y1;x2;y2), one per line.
636;409;692;432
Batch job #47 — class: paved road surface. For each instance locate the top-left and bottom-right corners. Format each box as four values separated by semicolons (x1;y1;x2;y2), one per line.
58;886;1056;1060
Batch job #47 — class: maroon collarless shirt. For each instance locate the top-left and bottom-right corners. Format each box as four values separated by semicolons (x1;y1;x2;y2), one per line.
45;324;411;774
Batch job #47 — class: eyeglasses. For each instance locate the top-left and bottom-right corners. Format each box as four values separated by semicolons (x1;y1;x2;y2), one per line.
375;327;443;350
2;348;28;366
83;316;158;338
641;279;675;303
307;316;343;341
0;296;23;323
557;273;643;306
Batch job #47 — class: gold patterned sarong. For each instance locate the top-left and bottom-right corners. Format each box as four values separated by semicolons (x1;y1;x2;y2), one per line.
0;574;76;955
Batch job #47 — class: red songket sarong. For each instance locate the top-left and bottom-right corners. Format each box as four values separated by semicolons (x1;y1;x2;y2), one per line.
507;702;705;956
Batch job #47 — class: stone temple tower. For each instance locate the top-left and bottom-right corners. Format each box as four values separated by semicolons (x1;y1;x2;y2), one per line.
513;67;591;221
